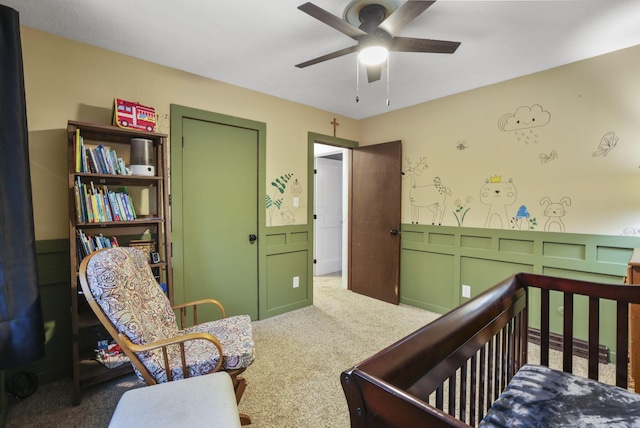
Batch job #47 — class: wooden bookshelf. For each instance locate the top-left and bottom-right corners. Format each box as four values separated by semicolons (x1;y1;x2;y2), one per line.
67;120;172;405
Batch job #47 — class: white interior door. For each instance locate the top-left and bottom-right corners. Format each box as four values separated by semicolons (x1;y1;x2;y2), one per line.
314;156;343;275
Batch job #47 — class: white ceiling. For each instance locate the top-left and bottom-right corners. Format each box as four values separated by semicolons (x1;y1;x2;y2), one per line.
3;0;640;120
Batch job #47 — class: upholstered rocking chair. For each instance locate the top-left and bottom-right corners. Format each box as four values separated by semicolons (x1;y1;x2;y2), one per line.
79;247;255;424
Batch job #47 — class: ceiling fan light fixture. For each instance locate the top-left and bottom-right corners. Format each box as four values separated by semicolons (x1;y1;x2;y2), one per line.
359;45;388;65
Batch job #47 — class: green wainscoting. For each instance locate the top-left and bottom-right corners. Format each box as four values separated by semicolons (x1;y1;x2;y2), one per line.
401;224;640;362
261;225;313;319
3;239;73;389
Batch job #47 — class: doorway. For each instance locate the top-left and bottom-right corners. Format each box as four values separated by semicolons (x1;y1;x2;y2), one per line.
310;135;402;304
314;143;349;289
308;133;357;294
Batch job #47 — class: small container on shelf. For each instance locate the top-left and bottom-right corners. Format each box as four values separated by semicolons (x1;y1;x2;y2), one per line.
130;138;155;176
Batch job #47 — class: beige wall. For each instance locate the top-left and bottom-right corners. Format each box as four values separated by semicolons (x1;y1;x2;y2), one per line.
359;44;640;236
21;26;640;239
21;27;359;240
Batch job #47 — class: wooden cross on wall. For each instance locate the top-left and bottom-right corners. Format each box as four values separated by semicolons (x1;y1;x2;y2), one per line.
331;118;339;137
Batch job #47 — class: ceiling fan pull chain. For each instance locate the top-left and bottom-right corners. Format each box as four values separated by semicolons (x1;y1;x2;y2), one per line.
386;57;390;106
356;56;360;103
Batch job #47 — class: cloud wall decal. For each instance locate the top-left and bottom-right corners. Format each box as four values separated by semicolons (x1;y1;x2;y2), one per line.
498;104;551;131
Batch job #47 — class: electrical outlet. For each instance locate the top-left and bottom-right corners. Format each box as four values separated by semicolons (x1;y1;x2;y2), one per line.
462;285;471;298
293;276;300;288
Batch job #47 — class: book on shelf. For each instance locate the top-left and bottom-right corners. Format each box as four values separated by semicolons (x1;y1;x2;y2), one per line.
75;130;129;175
120;188;135;221
73;179;83;223
76;230;119;262
101;190;113;222
95;145;109;175
80;143;87;174
117;158;126;175
93;144;128;175
107;191;122;221
74;180;137;223
107;150;126;175
75;128;82;173
123;187;136;219
86;147;99;174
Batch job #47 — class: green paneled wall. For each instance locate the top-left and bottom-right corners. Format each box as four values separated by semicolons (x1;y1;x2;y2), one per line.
460;257;533;296
261;225;313;319
400;224;640;362
402;250;455;312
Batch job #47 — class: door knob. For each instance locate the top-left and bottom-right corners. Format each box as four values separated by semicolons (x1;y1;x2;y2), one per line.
390;229;399;235
249;234;257;243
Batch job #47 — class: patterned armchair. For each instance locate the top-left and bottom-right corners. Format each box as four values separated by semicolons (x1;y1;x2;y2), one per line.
79;247;255;421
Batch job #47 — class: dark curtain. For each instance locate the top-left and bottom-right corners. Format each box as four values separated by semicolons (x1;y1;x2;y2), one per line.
0;5;45;369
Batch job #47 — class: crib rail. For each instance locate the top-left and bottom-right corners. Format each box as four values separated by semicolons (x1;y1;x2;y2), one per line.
341;272;640;427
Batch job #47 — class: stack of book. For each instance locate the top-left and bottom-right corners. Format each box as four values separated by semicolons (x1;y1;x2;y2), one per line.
76;230;118;262
74;178;137;223
74;129;128;175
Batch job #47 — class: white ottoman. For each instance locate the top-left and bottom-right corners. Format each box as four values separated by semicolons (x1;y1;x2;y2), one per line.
109;372;241;428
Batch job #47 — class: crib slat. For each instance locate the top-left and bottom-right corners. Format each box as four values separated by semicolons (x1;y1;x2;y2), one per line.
478;345;486;420
500;326;507;391
495;332;502;399
617;301;629;388
521;307;529;369
540;288;550;366
514;314;522;370
470;354;477;426
588;296;599;380
448;373;456;416
507;320;516;381
487;337;495;404
459;361;467;422
563;292;574;372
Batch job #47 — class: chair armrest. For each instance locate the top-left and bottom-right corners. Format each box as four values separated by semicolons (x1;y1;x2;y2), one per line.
119;331;224;382
173;298;226;326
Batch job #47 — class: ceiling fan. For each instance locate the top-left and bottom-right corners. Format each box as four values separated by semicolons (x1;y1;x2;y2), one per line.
295;0;461;83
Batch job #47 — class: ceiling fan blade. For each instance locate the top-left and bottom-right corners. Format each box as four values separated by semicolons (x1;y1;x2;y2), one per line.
295;45;358;68
366;65;382;83
378;1;435;37
298;2;367;40
391;36;460;54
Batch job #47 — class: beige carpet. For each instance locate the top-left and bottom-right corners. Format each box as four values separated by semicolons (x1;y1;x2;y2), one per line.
4;275;618;427
236;274;440;427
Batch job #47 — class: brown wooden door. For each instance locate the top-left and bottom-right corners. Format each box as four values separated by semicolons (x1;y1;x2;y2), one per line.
349;140;402;304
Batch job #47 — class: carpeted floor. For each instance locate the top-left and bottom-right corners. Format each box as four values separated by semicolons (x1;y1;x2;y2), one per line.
3;274;619;427
236;274;440;427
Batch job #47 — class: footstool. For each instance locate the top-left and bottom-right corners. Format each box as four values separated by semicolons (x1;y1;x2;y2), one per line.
109;372;241;427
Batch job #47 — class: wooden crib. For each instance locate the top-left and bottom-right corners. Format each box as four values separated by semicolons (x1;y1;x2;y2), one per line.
341;273;640;427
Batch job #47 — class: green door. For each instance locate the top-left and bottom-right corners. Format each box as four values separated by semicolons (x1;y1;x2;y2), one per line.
182;118;258;319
